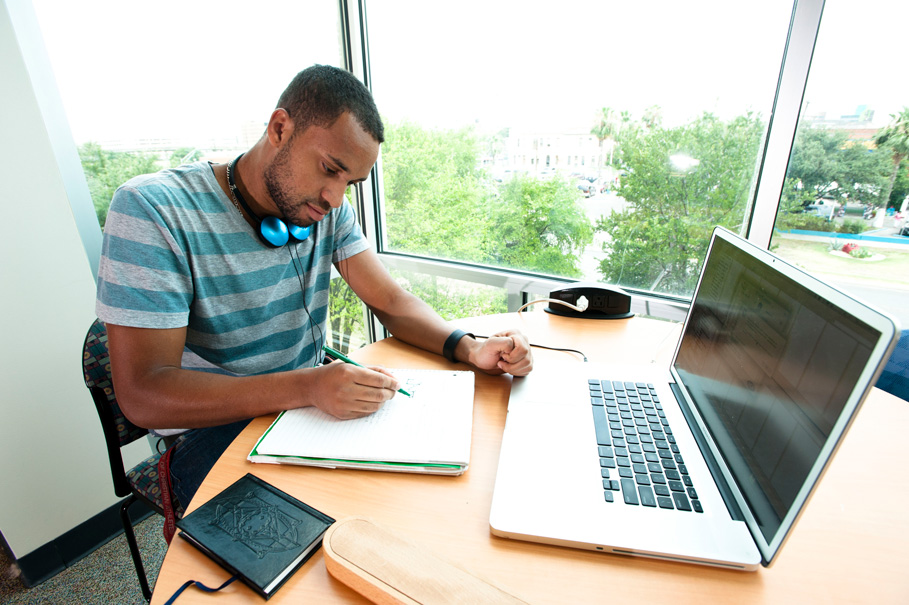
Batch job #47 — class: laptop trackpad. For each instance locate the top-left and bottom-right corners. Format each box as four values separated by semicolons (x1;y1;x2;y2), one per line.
497;398;602;505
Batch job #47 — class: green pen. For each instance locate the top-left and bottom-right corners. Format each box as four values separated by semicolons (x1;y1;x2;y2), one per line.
322;344;412;397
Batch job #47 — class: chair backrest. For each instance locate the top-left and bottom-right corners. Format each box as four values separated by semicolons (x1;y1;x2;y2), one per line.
876;329;909;402
83;318;150;497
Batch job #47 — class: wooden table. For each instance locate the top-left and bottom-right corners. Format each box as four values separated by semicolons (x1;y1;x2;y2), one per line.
151;312;909;604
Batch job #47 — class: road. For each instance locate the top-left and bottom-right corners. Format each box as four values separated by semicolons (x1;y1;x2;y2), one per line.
579;192;625;277
828;280;909;328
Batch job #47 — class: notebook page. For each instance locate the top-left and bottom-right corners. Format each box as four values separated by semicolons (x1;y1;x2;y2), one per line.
251;369;475;465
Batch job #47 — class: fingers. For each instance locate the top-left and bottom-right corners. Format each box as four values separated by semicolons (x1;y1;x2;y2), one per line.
480;331;534;376
317;362;401;419
364;364;402;389
496;340;533;376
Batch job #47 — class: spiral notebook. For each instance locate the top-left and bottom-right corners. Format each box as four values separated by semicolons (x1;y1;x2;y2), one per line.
248;369;475;475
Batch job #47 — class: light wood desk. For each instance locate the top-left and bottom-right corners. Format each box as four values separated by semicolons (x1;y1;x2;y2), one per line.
151;312;909;604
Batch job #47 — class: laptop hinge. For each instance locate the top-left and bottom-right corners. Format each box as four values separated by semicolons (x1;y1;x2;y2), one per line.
670;383;745;522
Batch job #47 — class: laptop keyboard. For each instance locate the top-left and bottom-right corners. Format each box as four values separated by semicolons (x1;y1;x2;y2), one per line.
589;380;703;513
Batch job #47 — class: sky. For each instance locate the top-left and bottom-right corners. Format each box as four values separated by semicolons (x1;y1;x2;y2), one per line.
31;0;908;146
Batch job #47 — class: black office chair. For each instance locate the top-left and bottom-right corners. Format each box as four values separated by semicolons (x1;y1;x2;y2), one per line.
82;318;185;602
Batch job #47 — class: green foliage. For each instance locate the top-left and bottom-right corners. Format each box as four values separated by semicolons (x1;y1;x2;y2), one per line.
776;212;836;232
788;125;890;205
381;121;489;263
888;157;908;208
489;175;593;277
328;277;366;354
596;112;764;294
169;147;203;168
79;143;159;227
377;119;594;318
779;177;816;212
874;107;909;207
392;271;507;321
839;219;867;234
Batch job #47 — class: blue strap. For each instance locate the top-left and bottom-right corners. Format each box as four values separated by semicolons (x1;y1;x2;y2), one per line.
162;574;240;604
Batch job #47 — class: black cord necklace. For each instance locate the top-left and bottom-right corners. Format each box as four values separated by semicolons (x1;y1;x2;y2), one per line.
225;153;259;221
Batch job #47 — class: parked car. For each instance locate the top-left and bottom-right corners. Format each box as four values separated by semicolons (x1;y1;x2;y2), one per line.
576;181;594;198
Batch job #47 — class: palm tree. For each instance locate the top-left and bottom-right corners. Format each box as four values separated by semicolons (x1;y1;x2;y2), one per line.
873;107;909;209
591;107;620;169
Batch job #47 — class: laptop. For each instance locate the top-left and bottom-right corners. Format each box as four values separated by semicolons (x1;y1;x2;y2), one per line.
489;227;900;570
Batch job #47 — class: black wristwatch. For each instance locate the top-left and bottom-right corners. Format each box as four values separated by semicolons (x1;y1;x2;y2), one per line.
443;329;475;363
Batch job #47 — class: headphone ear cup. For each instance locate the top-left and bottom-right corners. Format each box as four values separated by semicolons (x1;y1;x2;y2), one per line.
289;224;311;241
260;216;290;247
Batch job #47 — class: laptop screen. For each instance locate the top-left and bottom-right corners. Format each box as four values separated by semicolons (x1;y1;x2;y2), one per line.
673;231;886;551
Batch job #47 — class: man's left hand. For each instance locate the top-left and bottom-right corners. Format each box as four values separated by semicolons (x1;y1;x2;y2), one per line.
468;330;533;376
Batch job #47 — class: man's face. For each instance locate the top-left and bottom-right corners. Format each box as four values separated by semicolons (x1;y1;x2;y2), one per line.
263;111;379;228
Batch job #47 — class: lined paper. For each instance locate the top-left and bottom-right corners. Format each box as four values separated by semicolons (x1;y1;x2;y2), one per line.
249;369;475;467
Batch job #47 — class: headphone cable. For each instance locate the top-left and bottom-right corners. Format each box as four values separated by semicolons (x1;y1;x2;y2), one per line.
472;333;588;362
288;244;324;367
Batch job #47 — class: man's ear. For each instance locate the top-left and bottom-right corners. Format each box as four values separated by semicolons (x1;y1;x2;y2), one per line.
266;108;294;147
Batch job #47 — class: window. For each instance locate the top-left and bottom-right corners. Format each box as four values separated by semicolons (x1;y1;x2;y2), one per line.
32;0;369;351
33;0;343;228
367;0;795;305
769;0;909;329
36;1;903;344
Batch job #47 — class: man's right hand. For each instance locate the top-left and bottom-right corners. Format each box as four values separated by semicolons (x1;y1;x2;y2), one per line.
309;361;402;419
107;323;401;429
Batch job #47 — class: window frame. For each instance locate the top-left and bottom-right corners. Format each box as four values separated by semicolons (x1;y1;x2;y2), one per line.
342;0;823;337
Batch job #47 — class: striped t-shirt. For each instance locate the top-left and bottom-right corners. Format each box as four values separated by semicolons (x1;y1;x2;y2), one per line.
95;161;369;377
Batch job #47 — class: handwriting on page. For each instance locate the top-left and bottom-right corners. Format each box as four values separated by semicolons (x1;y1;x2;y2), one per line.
254;369;475;465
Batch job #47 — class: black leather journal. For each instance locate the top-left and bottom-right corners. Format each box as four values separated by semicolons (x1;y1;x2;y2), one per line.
176;473;335;599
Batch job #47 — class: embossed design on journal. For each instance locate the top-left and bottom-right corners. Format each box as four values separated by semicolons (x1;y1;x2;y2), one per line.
212;491;304;559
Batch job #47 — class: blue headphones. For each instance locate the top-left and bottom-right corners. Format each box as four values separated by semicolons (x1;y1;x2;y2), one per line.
226;154;311;247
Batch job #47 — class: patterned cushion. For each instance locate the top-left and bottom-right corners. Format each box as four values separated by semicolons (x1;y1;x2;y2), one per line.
84;318;185;519
127;451;185;518
83;319;148;446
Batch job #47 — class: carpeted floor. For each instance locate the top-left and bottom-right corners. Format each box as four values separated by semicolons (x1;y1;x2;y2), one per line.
0;515;167;604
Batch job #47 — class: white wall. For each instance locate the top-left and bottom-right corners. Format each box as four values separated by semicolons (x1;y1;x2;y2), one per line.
0;0;151;559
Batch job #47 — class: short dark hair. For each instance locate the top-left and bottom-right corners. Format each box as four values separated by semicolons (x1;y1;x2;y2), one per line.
277;65;384;143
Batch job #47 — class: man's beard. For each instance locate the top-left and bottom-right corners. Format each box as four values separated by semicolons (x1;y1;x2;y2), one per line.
263;144;326;228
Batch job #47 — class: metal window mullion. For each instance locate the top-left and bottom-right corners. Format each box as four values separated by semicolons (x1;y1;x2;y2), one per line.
747;0;825;248
340;0;387;342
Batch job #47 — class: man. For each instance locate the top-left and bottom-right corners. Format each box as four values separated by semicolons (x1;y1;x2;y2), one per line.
96;65;533;509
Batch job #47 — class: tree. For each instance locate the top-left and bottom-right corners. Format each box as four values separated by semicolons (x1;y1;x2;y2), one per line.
390;271;508;321
328;277;366;354
169;147;203;167
79;143;159;226
592;107;620;168
380;121;490;263
380;120;593;277
788;125;890;206
596;112;765;294
328;119;597;342
873;107;909;208
890;157;909;210
489;175;593;277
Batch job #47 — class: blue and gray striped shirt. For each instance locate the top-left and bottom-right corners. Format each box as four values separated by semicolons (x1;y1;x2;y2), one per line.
96;161;369;377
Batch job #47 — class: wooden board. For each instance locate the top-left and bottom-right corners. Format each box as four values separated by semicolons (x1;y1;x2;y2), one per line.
323;517;526;604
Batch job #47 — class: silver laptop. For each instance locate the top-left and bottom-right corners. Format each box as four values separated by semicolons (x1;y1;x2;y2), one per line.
490;227;900;570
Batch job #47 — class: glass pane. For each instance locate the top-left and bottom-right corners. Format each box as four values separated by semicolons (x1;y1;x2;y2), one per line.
32;0;366;349
391;271;508;322
33;0;343;228
770;1;909;328
369;0;793;298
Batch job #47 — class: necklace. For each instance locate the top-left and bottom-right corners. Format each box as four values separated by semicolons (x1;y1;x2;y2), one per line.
225;155;247;217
